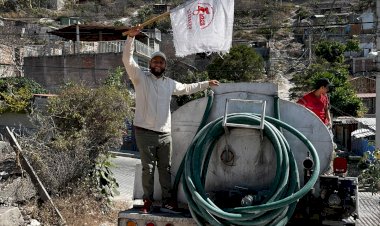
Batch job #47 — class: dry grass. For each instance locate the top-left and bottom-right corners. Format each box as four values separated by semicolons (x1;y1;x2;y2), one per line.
28;183;124;226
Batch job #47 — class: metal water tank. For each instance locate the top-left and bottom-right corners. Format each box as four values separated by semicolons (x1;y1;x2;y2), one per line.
170;83;333;203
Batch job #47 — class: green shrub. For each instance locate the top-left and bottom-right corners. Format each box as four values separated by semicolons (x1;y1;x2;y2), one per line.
48;84;133;147
359;150;380;194
0;77;47;114
20;78;133;194
296;7;311;20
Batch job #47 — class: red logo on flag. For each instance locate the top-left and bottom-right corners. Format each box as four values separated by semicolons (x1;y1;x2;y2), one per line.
187;3;214;30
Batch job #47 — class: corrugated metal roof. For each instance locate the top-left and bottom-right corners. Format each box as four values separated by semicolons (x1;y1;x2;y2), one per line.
357;93;376;98
333;117;376;131
48;24;148;41
351;128;375;138
349;76;376;82
356;118;376;126
368;125;376;131
334;116;358;124
356;118;376;131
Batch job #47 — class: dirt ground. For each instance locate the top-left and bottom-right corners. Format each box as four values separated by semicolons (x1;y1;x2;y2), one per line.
25;188;125;226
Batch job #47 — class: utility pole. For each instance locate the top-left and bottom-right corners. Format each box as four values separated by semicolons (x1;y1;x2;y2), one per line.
75;23;80;54
309;31;312;64
376;0;380;149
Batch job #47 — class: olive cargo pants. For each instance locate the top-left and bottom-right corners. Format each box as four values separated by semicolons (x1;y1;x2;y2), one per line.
134;127;173;203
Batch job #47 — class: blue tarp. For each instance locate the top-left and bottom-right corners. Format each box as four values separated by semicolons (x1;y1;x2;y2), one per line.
351;138;375;156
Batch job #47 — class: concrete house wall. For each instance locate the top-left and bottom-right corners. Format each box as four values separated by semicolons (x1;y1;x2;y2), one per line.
0;45;17;78
24;53;124;91
350;77;376;115
350;76;376;93
21;26;160;91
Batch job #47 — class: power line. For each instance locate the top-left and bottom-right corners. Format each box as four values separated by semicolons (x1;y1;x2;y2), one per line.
320;0;338;38
330;104;360;120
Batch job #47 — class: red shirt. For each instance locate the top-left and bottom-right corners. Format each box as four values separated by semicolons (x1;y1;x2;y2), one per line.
297;92;329;124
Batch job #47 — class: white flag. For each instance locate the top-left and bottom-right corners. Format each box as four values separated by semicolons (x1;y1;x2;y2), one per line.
170;0;234;57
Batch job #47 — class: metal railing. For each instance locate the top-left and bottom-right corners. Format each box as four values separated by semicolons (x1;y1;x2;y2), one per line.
134;40;155;57
23;40;155;57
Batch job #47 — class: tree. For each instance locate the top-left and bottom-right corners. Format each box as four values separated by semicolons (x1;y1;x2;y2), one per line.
315;41;346;64
291;39;365;117
314;39;360;64
290;62;365;117
174;70;210;107
130;6;154;27
11;67;135;225
0;77;47;113
346;38;361;52
206;44;265;82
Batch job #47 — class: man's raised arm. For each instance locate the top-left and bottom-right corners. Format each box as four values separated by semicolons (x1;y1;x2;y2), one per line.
122;26;143;84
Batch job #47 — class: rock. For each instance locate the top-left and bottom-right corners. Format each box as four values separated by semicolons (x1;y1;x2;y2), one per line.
0;141;13;162
28;219;41;226
0;141;21;178
0;176;37;204
0;142;37;205
39;18;55;24
99;222;114;226
0;171;8;178
0;160;21;179
0;206;24;226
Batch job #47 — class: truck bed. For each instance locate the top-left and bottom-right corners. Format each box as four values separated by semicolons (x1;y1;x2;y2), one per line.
118;205;198;226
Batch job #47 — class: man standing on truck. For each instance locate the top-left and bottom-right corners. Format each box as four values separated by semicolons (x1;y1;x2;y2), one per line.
298;78;337;176
297;78;333;128
122;26;220;214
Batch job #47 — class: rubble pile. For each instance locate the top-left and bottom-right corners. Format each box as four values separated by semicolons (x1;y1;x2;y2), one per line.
0;141;39;226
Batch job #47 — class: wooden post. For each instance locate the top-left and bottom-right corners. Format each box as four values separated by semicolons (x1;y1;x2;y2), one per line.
122;11;170;36
5;127;66;225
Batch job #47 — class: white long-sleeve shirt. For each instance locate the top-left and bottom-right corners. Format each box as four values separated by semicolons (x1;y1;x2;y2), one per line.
122;37;209;133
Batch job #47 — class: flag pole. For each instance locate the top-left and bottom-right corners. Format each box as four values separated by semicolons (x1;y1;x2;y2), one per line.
122;11;170;36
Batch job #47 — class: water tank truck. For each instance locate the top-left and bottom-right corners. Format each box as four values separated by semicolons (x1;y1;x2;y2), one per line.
118;83;358;226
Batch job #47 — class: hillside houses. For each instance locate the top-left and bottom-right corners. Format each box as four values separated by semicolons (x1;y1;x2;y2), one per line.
0;0;167;89
295;0;376;76
1;1;377;101
22;24;161;91
295;0;377;113
312;0;354;14
293;0;377;152
0;16;64;78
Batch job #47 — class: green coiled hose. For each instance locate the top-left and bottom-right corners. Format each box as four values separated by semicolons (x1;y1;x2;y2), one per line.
173;93;320;226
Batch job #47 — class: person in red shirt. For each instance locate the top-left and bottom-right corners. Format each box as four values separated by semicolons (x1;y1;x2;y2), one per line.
297;78;333;127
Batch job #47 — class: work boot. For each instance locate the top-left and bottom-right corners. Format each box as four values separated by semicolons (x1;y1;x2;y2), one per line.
141;199;153;214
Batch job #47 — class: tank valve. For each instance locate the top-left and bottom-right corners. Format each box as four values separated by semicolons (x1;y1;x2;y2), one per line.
303;157;314;169
241;195;254;207
221;146;235;166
